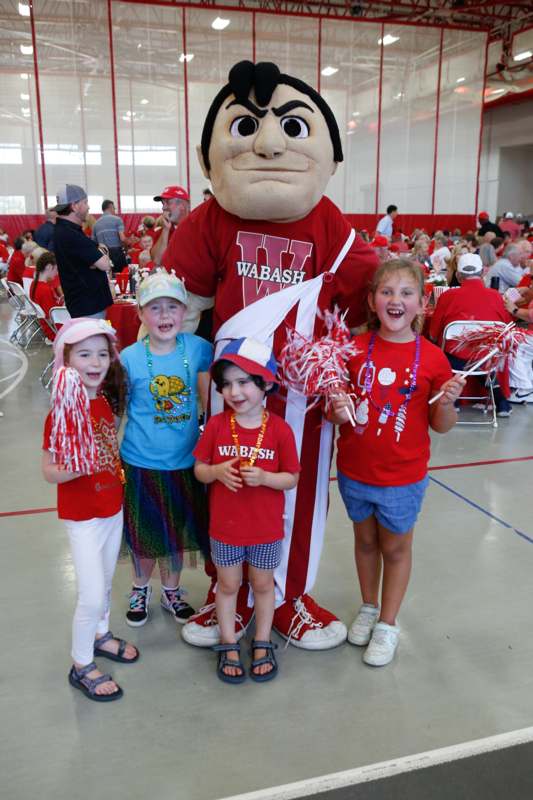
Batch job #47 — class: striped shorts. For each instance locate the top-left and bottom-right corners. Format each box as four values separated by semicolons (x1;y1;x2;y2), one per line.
210;538;282;570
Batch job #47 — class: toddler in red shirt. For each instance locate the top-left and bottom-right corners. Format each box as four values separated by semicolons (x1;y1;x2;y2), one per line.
42;318;139;703
194;338;300;684
329;259;465;667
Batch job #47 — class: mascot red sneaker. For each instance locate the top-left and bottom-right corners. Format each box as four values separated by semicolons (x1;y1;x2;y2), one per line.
163;60;377;650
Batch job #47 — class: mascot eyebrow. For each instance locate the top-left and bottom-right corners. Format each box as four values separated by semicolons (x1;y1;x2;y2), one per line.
225;98;315;119
201;59;343;172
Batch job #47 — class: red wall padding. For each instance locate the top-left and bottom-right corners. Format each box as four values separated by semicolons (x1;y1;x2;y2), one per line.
345;214;478;235
0;212;477;243
0;213;147;241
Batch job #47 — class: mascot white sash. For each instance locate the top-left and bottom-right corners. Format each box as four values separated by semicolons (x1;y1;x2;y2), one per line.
211;228;355;604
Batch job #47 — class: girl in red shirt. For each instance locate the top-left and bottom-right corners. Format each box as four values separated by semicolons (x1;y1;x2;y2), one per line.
330;259;464;667
30;251;62;340
6;237;25;285
42;319;139;702
194;339;300;684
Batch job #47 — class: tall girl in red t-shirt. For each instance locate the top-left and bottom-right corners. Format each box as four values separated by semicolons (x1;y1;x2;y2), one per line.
194;339;300;684
42;319;139;702
330;259;465;667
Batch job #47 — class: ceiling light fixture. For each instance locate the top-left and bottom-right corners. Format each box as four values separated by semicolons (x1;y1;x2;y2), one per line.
140;98;149;105
20;93;29;100
179;53;194;63
456;77;465;83
211;17;230;30
18;3;30;16
352;111;360;117
20;73;29;79
321;66;338;77
20;44;33;55
378;34;400;46
513;50;532;62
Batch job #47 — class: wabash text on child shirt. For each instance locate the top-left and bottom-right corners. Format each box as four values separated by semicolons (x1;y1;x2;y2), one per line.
194;410;300;545
43;397;123;520
337;332;452;486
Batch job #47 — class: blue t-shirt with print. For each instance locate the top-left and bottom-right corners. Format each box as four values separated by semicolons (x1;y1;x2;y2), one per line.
120;334;213;470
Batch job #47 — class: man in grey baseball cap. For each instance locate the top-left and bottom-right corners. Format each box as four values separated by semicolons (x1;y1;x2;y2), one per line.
52;183;88;214
53;184;114;318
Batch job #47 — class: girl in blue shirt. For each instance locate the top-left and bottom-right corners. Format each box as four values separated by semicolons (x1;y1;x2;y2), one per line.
120;271;212;628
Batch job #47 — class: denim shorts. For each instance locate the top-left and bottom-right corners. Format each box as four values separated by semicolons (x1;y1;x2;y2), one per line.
210;538;282;569
337;472;429;535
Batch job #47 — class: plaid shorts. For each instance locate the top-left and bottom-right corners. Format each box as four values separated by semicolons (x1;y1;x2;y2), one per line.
210;538;282;570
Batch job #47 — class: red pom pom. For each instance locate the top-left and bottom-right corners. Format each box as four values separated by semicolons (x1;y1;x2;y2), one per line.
49;367;97;474
451;321;526;372
278;307;360;409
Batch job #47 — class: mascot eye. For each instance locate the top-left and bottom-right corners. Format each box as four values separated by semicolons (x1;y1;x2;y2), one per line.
281;116;309;138
230;116;259;137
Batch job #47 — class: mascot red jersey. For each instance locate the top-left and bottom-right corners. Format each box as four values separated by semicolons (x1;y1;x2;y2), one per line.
163;60;377;649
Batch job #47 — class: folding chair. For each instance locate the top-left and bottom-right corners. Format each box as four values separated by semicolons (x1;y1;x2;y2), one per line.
442;320;506;428
1;278;22;316
40;306;71;389
6;280;41;347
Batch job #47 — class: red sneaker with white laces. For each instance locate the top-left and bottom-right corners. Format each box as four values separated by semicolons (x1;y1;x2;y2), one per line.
181;582;254;647
273;594;347;650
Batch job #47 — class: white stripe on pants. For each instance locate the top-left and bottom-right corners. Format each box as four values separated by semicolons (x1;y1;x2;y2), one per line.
64;509;123;665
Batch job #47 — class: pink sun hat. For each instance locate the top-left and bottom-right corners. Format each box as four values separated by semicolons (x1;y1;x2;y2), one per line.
53;317;118;373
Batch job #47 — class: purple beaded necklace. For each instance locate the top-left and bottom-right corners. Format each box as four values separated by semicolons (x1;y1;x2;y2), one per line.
363;332;421;434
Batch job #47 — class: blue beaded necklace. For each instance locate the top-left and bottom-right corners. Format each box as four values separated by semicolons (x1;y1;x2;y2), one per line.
143;334;191;427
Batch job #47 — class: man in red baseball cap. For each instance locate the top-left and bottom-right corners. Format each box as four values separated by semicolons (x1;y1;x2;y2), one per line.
151;185;190;265
477;211;503;239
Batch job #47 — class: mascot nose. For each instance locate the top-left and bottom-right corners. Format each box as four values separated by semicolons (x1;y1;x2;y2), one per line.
253;114;286;159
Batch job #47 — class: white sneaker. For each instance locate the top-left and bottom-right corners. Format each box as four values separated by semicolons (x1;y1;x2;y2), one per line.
509;389;533;404
347;604;379;646
496;408;512;418
363;621;400;666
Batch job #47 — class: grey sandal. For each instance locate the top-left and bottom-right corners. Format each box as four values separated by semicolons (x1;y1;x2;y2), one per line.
250;640;278;682
213;643;246;684
94;631;139;663
68;662;123;702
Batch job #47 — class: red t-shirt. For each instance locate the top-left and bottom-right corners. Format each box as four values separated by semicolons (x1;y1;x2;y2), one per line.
43;397;123;520
31;280;58;339
337;332;452;486
7;250;25;285
0;242;9;262
162;197;378;335
499;220;521;240
429;279;512;359
193;410;300;545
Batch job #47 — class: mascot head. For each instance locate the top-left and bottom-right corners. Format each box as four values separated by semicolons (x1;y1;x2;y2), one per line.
198;60;343;222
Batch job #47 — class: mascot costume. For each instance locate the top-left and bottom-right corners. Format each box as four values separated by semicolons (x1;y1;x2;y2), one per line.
162;60;378;649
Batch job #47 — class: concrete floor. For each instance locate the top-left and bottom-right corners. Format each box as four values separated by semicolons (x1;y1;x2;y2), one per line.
1;298;533;800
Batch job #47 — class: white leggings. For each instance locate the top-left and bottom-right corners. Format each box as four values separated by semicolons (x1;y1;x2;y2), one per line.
64;510;123;665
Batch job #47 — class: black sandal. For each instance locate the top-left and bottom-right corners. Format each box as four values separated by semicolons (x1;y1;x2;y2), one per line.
94;631;139;663
213;643;246;684
250;640;278;683
68;662;123;702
